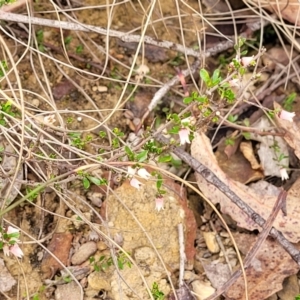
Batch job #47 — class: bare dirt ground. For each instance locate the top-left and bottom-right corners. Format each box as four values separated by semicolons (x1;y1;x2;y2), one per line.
1;0;300;300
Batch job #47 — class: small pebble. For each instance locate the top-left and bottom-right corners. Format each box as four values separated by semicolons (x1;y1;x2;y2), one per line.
202;252;212;258
32;99;40;107
71;241;97;265
202;231;220;254
98;86;108;92
97;241;107;251
220;232;229;238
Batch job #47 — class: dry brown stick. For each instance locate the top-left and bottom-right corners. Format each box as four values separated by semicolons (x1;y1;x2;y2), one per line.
154;134;300;265
219;117;285;137
204;190;287;300
0;11;200;57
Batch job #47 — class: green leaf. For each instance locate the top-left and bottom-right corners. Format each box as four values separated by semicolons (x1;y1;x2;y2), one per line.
195;95;208;103
242;132;251;140
200;69;210;84
156;174;163;190
183;96;194;104
82;177;90;189
158;154;172;163
87;176;102;186
225;138;235;146
125;146;134;161
227;114;238;123
64;36;72;45
243;118;250;126
169;113;181;123
168;125;180;134
238;37;245;48
211;69;221;85
171;158;182;167
136;150;148;162
283;92;296;111
76;44;84;54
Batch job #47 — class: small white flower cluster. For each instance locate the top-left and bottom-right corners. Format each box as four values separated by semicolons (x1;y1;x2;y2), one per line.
127;166;164;211
1;226;23;258
178;116;195;146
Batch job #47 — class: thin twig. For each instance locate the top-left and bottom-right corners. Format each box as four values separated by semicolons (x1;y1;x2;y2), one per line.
178;223;185;287
154;134;300;266
209;220;232;273
218;117;285;137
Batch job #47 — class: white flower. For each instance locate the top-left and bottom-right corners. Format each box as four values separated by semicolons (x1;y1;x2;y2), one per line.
43;114;56;126
135;64;149;81
179;128;190;145
241;56;255;67
2;226;23;258
155;196;164;212
280;168;289;181
7;226;20;235
181;116;196;126
7;226;20;243
228;78;239;87
137;168;151;180
130;177;143;189
9;244;23;258
127;166;136;176
279;110;295;122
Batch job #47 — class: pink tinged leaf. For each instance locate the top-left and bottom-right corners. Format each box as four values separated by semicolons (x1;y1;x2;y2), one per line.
130;177;143;189
280;168;289;181
279;110;295;122
9;244;23;258
137;168;151;180
155;196;164;212
179;128;191;145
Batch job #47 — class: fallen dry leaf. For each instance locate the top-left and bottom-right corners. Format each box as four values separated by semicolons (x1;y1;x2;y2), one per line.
274;102;300;160
41;232;73;279
191;131;300;243
225;233;299;299
239;141;261;170
216;139;263;184
249;116;289;178
248;0;300;26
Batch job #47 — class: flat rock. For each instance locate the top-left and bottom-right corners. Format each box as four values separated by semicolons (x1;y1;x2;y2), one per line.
191;280;215;300
55;281;82;300
71;241;97;265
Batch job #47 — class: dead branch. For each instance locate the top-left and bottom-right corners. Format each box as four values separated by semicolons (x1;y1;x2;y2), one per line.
0;11;200;57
